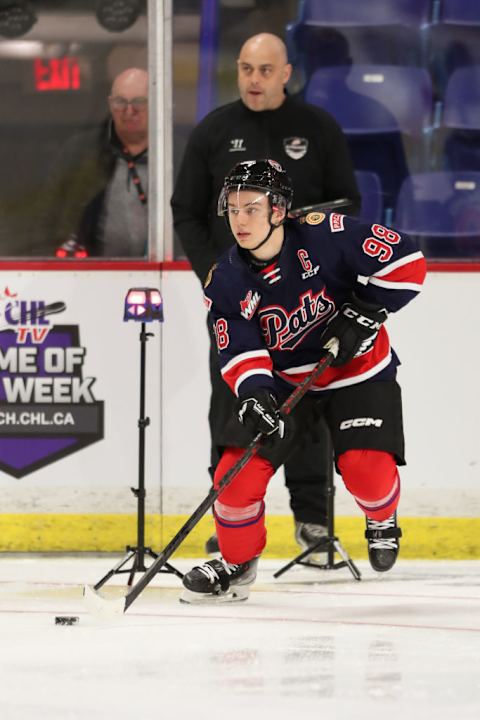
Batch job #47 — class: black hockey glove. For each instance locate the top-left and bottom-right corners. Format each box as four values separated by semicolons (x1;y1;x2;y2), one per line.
238;389;284;439
321;294;388;367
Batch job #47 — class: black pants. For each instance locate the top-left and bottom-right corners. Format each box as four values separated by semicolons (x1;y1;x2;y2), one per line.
207;322;329;525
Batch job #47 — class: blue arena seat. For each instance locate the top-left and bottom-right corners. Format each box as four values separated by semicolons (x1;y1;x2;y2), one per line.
443;66;480;130
287;0;431;73
427;5;480;97
305;64;433;136
355;171;383;223
297;0;432;27
440;0;480;25
305;65;433;206
394;171;480;258
435;66;480;171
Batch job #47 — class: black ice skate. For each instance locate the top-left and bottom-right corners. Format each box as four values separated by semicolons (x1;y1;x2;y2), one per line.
294;521;328;564
365;512;402;572
180;557;258;604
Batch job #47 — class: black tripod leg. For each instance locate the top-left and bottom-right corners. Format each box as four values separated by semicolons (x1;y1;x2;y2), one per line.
273;554;305;579
333;539;362;580
274;438;362;581
94;550;136;590
91;322;183;592
273;541;328;578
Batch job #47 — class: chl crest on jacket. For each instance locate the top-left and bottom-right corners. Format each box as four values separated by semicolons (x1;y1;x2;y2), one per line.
259;288;335;350
283;137;308;160
240;290;261;320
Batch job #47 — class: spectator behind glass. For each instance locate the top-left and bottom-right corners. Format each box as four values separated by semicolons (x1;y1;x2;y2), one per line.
45;68;149;258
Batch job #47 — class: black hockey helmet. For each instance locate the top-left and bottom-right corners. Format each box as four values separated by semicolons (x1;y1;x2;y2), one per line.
217;159;293;216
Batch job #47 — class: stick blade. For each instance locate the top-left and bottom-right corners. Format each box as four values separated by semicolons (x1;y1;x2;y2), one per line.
83;584;126;618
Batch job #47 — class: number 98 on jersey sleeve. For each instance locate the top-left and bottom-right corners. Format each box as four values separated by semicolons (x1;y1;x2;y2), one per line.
362;224;401;264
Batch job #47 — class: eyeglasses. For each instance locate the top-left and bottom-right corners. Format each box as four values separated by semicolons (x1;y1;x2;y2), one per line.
109;96;148;111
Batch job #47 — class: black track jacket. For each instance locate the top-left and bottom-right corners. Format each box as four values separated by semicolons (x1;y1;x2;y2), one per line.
171;95;361;284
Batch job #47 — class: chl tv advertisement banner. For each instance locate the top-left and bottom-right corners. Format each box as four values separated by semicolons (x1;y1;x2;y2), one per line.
0;271;161;495
0;289;104;477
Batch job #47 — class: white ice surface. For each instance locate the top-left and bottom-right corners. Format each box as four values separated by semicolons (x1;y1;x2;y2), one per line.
0;557;479;720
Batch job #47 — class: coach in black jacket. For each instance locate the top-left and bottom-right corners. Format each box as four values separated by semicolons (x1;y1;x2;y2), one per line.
171;33;360;555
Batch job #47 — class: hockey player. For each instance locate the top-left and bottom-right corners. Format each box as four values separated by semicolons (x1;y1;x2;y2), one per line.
172;32;361;560
181;159;426;603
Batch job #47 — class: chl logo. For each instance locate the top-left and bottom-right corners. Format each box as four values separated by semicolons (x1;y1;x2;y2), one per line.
340;417;383;430
283;137;308;159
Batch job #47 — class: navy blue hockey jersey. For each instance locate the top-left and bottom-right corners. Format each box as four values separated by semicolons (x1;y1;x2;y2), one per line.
203;212;427;398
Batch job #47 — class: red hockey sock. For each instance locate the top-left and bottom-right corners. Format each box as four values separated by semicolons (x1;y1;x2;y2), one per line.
338;449;400;520
213;447;274;563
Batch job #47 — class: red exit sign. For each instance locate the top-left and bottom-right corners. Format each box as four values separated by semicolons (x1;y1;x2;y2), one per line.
34;57;81;91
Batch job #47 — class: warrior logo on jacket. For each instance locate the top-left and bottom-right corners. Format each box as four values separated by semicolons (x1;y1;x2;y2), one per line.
259;289;335;350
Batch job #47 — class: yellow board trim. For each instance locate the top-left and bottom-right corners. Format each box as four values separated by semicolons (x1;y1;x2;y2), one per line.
0;514;479;558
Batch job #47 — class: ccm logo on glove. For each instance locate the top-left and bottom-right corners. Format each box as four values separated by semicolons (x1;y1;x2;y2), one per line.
342;305;385;331
321;294;387;366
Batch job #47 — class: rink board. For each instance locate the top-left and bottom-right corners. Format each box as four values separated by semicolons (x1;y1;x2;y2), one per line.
0;267;479;555
0;514;479;559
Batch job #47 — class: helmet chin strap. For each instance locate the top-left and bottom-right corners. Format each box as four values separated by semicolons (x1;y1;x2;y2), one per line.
248;207;284;253
248;221;276;252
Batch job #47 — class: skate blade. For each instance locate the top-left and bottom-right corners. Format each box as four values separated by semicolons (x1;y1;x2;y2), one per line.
179;585;250;605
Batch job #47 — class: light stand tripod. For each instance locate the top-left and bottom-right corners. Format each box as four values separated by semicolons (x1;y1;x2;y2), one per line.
94;291;183;591
274;438;361;581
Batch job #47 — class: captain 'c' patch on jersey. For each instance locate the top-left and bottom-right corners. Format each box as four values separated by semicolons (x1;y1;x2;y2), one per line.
329;213;345;233
297;249;320;279
305;212;325;225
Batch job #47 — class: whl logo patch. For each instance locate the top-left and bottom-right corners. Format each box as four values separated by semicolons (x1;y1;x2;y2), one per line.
0;292;104;478
240;290;261;320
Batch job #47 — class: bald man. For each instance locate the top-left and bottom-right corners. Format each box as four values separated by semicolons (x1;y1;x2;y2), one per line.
46;67;149;257
237;33;292;112
171;34;361;557
108;68;148;155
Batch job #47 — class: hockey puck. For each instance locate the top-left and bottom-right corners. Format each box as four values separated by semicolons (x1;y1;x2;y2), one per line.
55;616;79;626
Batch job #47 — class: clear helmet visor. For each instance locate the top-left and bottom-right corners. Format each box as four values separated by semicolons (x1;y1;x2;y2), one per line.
217;184;287;217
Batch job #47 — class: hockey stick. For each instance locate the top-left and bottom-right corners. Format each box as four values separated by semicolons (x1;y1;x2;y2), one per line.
83;337;339;617
0;301;66;332
288;197;352;219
